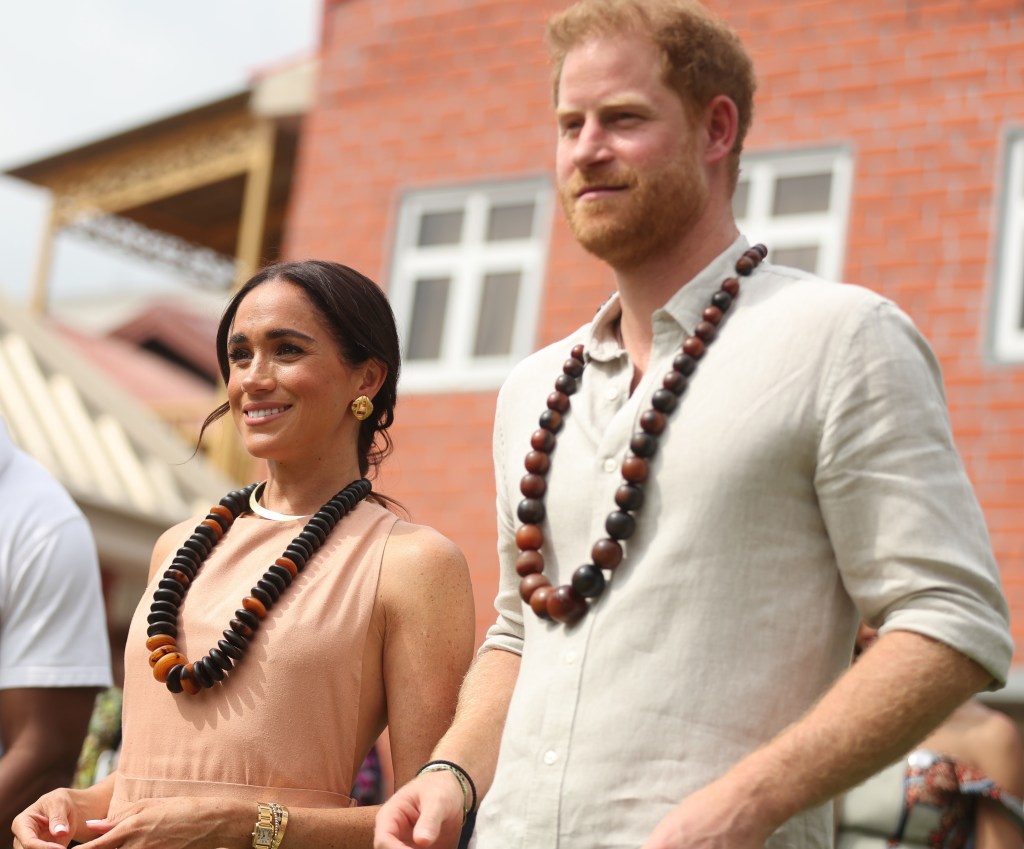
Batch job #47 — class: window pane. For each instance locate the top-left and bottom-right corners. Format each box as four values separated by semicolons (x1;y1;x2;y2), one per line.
417;210;464;246
772;245;820;274
732;180;749;219
406;277;450;360
474;272;521;356
772;173;832;215
487;203;535;241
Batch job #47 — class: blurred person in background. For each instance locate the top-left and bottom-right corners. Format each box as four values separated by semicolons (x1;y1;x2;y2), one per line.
0;417;112;833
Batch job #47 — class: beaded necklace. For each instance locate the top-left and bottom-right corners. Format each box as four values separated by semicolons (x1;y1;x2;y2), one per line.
515;245;767;626
145;478;372;694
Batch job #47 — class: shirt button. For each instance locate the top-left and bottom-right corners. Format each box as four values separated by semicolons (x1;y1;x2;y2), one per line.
603;458;618;473
605;387;619;401
543;750;558;765
563;650;577;664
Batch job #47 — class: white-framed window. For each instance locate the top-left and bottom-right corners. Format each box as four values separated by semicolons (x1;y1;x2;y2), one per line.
389;179;554;393
990;132;1024;363
733;149;853;281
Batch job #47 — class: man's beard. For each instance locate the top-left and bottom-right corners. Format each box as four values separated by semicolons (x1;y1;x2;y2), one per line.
559;152;708;270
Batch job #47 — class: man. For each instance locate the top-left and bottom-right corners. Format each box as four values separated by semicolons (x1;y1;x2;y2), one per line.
375;1;1012;847
0;417;112;830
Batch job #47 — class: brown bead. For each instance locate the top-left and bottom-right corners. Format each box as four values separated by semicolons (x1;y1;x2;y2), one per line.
539;409;563;432
167;569;191;587
180;664;202;695
200;518;224;538
621;456;649;483
694;321;717;342
562;357;584;378
242;596;268;619
530;429;556;452
735;255;755;275
721;277;740;296
148;644;178;667
547;391;570;413
703;305;723;325
570;344;585;361
275;557;299;577
663;370;688;395
524;450;551;474
519;572;551;603
515;550;545;577
639;410;666;435
209;504;234;524
153;651;188;683
520;474;547;498
515;524;544;551
682;336;705;358
146;634;176;652
546;585;587;625
592;538;623;569
529;586;554;619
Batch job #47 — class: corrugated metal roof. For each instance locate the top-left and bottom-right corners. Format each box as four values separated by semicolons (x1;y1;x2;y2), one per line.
0;288;237;573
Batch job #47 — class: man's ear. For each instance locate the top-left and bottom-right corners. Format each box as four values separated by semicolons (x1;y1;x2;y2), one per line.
703;95;739;166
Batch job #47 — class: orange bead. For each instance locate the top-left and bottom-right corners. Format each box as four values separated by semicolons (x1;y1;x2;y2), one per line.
242;596;267;619
180;664;202;695
153;652;187;683
148;644;178;668
209;505;233;524
275;557;298;577
200;518;224;538
146;634;176;652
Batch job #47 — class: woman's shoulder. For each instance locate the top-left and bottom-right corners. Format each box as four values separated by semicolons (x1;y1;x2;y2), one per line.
380;520;469;578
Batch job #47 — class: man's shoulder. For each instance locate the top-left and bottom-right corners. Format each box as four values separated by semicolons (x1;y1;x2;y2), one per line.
0;447;84;534
501;322;592;395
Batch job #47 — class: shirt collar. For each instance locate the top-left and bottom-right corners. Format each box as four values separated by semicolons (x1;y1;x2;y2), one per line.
585;235;751;363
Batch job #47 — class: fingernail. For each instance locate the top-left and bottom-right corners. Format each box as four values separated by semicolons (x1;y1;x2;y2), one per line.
51;824;68;835
85;820;103;826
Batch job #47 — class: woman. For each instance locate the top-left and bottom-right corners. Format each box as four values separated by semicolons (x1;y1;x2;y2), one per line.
836;625;1024;849
14;261;475;848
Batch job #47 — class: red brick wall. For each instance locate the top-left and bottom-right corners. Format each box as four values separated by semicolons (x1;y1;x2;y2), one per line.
287;0;1024;656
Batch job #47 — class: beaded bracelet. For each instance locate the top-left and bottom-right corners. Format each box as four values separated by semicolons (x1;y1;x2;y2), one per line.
417;760;478;821
269;803;289;849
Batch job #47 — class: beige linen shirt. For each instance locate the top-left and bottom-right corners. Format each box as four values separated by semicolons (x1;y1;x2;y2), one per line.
475;237;1012;849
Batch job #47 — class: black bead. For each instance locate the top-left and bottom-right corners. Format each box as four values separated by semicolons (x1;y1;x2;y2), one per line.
251;586;274;608
154;588;183;605
267;565;294;587
235;608;260;631
166;665;185;693
614;484;645;511
209;648;233;671
194;523;219;544
157;578;185;597
289;536;314;559
538;409;563;432
174;547;201;568
150;599;178;616
257;578;281;602
230;618;255;639
222;629;248;650
320;503;342;523
662;370;688;395
673;353;697;375
282;547;308;570
170;555;197;576
201;655;225;682
147;621;178;638
651;389;678;414
629;433;658;458
183;537;209;559
301;521;327;545
298;530;321;551
605;510;636;540
218;638;244;660
192;658;215;688
572;564;606;599
147;610;177;626
206;512;231;532
517;498;546;524
711;290;732;312
337;492;354;511
554;373;578;395
308;515;333;537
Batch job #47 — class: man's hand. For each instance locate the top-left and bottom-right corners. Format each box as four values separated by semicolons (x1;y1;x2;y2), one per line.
374;770;467;849
639;781;772;849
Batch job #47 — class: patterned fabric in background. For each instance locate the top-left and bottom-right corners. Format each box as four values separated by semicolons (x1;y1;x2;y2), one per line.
351;744;384;805
73;687;123;788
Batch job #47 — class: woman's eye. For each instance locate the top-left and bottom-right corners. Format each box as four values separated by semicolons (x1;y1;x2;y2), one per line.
227;348;251;363
278;343;303;356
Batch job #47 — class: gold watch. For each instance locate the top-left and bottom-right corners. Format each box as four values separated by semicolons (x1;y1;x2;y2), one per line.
252;802;276;849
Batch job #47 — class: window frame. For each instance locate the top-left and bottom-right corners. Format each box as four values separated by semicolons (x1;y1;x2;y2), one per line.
734;148;854;282
990;131;1024;364
388;178;554;393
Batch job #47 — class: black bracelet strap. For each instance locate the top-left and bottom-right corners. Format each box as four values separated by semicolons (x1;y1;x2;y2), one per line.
418;759;478;812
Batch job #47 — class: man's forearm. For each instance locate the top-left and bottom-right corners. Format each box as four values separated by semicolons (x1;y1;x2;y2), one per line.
708;630;993;835
430;647;521;799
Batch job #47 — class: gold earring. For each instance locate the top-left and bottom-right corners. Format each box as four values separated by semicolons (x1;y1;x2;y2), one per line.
351;395;373;421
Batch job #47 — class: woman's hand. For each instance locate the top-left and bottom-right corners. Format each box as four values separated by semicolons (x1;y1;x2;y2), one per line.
12;786;107;849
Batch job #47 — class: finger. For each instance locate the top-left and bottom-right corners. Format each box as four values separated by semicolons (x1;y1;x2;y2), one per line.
84;820;115;835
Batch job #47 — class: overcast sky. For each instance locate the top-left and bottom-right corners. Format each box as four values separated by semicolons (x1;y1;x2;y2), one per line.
0;0;321;306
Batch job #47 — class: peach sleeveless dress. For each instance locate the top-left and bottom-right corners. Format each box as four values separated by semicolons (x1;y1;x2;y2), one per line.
112;498;398;813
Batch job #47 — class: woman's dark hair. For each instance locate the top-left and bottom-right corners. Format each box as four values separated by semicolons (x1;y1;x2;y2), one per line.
199;260;401;480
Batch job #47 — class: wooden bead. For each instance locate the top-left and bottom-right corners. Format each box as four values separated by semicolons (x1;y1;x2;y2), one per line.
529;586;554;619
546;585;587;625
153;651;188;683
520;473;547;498
517;498;546;524
200;518;224;538
524;451;551;474
180;664;202;695
694;321;717;342
721;277;740;296
703;305;723;325
563;357;584;377
591;538;623;569
530;429;555;452
570;344;586;361
519;572;551;603
275;557;299;577
572;564;606;599
148;644;178;667
639;410;666;435
515;524;544;551
662;369;688;395
547;391;570;412
539;409;563;432
682;336;705;358
515;550;545;577
621;456;649;483
735;255;755;275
